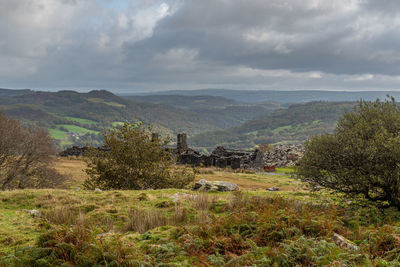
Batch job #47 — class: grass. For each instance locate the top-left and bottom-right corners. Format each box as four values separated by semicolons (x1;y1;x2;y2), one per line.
271;124;292;134
48;128;67;139
56;124;98;135
3;158;400;265
64;116;97;125
54;158;302;191
53;157;88;189
88;98;126;108
111;121;125;127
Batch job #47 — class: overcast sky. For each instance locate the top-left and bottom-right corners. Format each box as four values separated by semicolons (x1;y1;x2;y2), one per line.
2;0;400;93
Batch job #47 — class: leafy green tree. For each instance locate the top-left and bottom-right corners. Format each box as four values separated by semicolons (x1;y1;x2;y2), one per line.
84;123;195;190
298;97;400;208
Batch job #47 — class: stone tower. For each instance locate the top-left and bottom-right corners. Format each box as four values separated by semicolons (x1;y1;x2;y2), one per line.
177;133;188;151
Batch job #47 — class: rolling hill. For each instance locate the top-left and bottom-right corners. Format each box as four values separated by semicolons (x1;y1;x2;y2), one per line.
0;89;279;149
135;89;400;104
189;101;356;150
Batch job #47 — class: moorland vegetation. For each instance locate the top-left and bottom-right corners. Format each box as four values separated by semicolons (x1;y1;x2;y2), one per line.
2;98;400;265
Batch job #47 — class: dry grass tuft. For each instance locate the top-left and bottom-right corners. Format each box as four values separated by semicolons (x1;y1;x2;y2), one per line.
194;192;217;211
42;205;76;225
124;209;168;234
172;204;187;225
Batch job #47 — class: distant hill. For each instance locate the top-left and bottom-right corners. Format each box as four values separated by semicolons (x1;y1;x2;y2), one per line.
0;89;279;149
135;89;400;104
124;94;280;128
189;101;356;150
0;88;34;97
125;95;241;109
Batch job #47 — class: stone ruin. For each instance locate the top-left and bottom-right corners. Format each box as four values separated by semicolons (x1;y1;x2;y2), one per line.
59;132;304;169
174;133;264;170
263;144;305;167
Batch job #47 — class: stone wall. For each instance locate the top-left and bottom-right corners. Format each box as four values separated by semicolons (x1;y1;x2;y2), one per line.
176;145;264;170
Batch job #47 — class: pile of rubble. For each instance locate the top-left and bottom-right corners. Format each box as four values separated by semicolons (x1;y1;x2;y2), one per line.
263;144;305;167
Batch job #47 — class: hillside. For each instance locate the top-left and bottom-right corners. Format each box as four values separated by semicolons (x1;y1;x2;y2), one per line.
0;89;279;149
0;90;225;149
124;94;280;128
189;101;356;150
138;89;400;104
0;88;34;97
125;94;241;109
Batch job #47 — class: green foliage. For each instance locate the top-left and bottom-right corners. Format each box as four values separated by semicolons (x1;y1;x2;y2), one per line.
298;97;400;208
84;123;195;190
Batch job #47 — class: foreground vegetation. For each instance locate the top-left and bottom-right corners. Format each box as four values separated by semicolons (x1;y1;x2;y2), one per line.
1;158;400;266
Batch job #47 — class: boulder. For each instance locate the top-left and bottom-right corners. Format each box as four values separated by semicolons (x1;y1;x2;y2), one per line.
193;179;239;192
267;187;280;191
332;233;359;251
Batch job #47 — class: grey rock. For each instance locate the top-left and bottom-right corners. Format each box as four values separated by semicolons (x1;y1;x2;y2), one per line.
267;187;280;191
28;209;41;217
332;233;359;250
193;179;239;192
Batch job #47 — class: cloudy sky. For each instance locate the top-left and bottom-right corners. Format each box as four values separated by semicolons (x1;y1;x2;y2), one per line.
2;0;400;92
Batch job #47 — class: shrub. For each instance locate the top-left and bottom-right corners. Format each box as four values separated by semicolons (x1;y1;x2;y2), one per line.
0;112;66;190
298;98;400;209
84;123;194;190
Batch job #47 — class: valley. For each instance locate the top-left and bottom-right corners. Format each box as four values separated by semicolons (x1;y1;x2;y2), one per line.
0;88;383;151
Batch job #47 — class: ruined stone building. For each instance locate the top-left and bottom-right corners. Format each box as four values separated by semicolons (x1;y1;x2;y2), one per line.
175;133;264;170
58;132;265;170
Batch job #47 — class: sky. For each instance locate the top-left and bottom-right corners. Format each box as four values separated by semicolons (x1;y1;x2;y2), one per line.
2;0;400;93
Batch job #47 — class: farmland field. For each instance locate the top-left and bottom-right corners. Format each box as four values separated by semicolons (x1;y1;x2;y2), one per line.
64;116;97;125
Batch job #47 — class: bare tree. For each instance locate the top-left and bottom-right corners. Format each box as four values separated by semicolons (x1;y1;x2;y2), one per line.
0;112;66;189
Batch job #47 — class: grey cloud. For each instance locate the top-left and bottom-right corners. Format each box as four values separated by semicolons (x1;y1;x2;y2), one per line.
2;0;400;91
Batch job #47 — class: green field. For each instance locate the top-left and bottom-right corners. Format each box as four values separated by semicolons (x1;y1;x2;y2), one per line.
56;124;98;135
48;128;67;139
271;125;293;134
111;121;125;127
64;116;97;125
88;97;126;108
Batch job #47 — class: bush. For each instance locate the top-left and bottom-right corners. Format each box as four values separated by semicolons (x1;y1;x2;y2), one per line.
84;123;195;190
0;112;66;189
298;97;400;208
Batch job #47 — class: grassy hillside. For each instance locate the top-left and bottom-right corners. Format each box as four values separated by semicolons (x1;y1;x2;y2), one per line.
190;101;356;150
125;94;280;129
1;158;400;266
0;90;221;149
0;89;281;150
